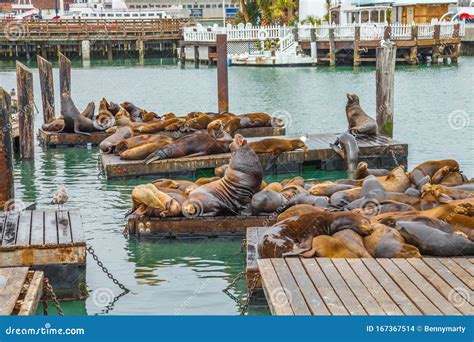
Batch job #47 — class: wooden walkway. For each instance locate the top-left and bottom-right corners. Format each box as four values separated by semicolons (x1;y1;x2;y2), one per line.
38;126;285;148
128;214;275;239
0;209;86;299
102;133;407;178
258;257;474;316
0;267;44;316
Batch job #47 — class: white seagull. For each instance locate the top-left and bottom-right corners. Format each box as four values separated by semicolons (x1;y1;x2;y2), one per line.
51;185;68;212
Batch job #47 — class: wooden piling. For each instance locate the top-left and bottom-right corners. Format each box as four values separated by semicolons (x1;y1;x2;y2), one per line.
0;87;14;208
194;46;199;68
354;26;361;67
329;28;336;67
310;28;317;62
180;45;185;68
432;25;440;64
16;62;35;160
376;44;397;137
58;52;71;117
37;55;55;124
216;34;229;114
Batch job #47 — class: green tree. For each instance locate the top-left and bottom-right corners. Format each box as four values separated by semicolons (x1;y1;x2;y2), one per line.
270;0;297;25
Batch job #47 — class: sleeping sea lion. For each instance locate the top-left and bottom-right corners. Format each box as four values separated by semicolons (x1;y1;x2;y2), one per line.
251;190;289;215
181;134;262;217
309;182;355;196
353;162;390;180
333;229;372;258
99;109;134;153
42;117;65;132
129;183;181;218
115;134;174;155
381;166;411;193
330;132;359;173
59;93;104;135
248;138;306;170
364;224;421;258
119;141;170;160
97;98;115;129
263;182;283;192
284;236;358;258
345;93;377;135
288;192;329;208
238;113;284;128
195;177;220;186
409;159;459;188
276;204;323;222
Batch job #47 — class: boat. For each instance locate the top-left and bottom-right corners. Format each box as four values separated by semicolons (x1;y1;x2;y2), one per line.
442;0;474;22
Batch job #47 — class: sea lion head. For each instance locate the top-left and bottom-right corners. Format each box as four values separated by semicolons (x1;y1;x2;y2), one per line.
346;93;360;105
291;139;307;150
181;199;203;217
271;116;285;128
160;113;176;121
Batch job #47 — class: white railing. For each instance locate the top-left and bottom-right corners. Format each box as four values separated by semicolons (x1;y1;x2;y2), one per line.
417;24;434;39
334;24;355;39
390;23;412;40
439;21;455;38
360;24;385;40
280;32;295;52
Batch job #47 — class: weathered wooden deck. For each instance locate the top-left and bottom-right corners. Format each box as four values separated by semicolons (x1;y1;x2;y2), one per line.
0;209;86;299
0;267;44;316
258;257;473;316
101;133;407;178
38;126;285;148
127;214;275;239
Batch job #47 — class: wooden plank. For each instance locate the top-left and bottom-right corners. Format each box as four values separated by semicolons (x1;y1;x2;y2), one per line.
57;210;73;245
0;211;7;244
2;211;19;246
58;52;71;110
43;210;58;245
30;210;44;245
439;259;473;290
423;258;474;306
376;259;442;315
346;259;403;315
271;259;311;315
16;210;32;246
317;258;366;315
16;61;35;160
37;55;55;124
0;88;14;208
258;259;294;315
0;267;29;315
332;259;385;315
300;258;348;315
407;258;473;315
0;245;86;267
69;210;85;244
285;258;330;315
392;259;461;315
362;258;421;315
453;258;474;277
18;271;44;316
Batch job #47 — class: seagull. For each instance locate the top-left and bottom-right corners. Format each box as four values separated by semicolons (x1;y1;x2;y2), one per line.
51;185;68;212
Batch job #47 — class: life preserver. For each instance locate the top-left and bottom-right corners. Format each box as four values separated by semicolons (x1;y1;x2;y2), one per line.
258;29;269;40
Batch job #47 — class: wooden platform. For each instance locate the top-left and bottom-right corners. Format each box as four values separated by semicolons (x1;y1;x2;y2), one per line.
258;257;474;316
0;267;44;316
101;133;408;179
127;214;275;239
38;126;286;148
0;209;86;299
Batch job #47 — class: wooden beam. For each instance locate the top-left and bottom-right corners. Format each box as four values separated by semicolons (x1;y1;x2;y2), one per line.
58;52;71;117
216;34;229;113
0;87;14;209
37;55;55;124
376;44;397;137
16;61;35;160
329;28;336;67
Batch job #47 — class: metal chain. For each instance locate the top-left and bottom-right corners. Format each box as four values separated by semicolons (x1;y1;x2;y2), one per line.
96;290;129;316
223;271;245;292
87;245;130;292
42;283;49;316
241;273;260;316
230;238;247;258
43;278;64;316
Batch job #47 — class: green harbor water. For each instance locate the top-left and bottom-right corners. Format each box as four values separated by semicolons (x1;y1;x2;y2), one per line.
0;57;473;315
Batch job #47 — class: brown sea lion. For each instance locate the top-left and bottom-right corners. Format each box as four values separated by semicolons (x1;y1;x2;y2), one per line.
81;101;95;119
181;134;262;217
164;118;187;131
121;102;145;121
364;224;421;258
59;93;104;135
144;130;233;164
330;132;359;173
431;166;451;184
409;159;459;188
97;98;115;129
159;113;177;120
330;187;362;207
422;184;473;200
333;229;372;258
136;118;182;134
214;164;229;177
100;109;134;153
115;134;173;155
152;179;196;193
129;184;181;217
239;113;284;128
195;177;220;186
263;182;283;192
309;182;355;196
248;138;306;170
120;141;169;160
381;166;411;193
285;236;358;258
353;162;390;180
251;190;289;215
440;171;468;186
42;117;65;132
181;113;213;131
345;93;377;135
276;204;323;222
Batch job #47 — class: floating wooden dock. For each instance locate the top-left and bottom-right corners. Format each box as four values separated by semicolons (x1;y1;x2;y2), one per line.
101;133;407;179
258;257;473;315
38;126;285;148
127;214;275;239
0;267;44;316
0;209;86;299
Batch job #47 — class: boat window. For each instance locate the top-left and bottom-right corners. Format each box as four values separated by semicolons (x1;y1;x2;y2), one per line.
107;14;114;17
116;13;122;17
124;13;130;17
200;5;204;8
148;13;155;16
206;4;210;8
132;13;139;17
218;4;222;8
130;5;135;8
91;13;97;17
83;13;88;17
157;14;162;18
212;4;216;8
100;13;105;17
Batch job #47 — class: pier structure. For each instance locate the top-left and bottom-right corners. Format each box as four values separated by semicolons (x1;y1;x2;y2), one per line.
0;19;191;62
181;21;464;66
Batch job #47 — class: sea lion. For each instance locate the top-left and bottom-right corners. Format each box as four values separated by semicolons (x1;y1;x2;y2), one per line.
345;93;377;135
364;224;421;258
42;117;64;132
181;134;263;217
239;113;284;128
395;221;474;256
276;204;323;222
99;109;134;153
381;166;411;193
81;101;95;119
285;236;358;258
354;162;390;180
152;179;196;193
59;93;104;135
248;138;306;170
263;182;283;192
281;176;306;189
330;187;362;207
309;182;355;196
422;184;473;200
214;164;229;177
330;132;359;173
409;159;459;188
251;190;289;215
97;98;116;129
431;166;451;184
120;141;170;160
195;177;220;186
136;118;182;134
440;171;468;186
144;130;233;164
107;101;121;115
333;229;372;258
164;118;187;132
181;113;213;131
288;192;329;208
115;134;173;155
129;184;181;217
353;200;416;217
121;102;145;121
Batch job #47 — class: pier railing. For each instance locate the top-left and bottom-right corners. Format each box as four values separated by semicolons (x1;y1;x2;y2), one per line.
183;23;291;42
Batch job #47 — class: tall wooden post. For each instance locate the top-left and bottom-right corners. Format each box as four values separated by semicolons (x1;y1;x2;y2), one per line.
0;87;14;208
353;26;361;67
16;62;35;160
194;46;199;68
310;28;318;62
58;52;71;116
37;55;55;124
216;34;229;114
329;28;336;67
376;44;397;137
432;24;440;64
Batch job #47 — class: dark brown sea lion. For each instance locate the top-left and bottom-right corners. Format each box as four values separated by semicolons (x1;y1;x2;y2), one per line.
248;138;306;170
100;109;134;153
251;190;289;215
285;236;358;258
121;102;145;121
115;134;173;155
409;159;459;188
364;224;421;258
330;132;359;173
144;130;233;164
333;229;372;258
81;101;95;119
107;101;121;115
345;93;377;135
276;204;323;222
395;221;474;256
181;134;263;217
431;166;451;184
59;93;104;135
354;162;390;180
